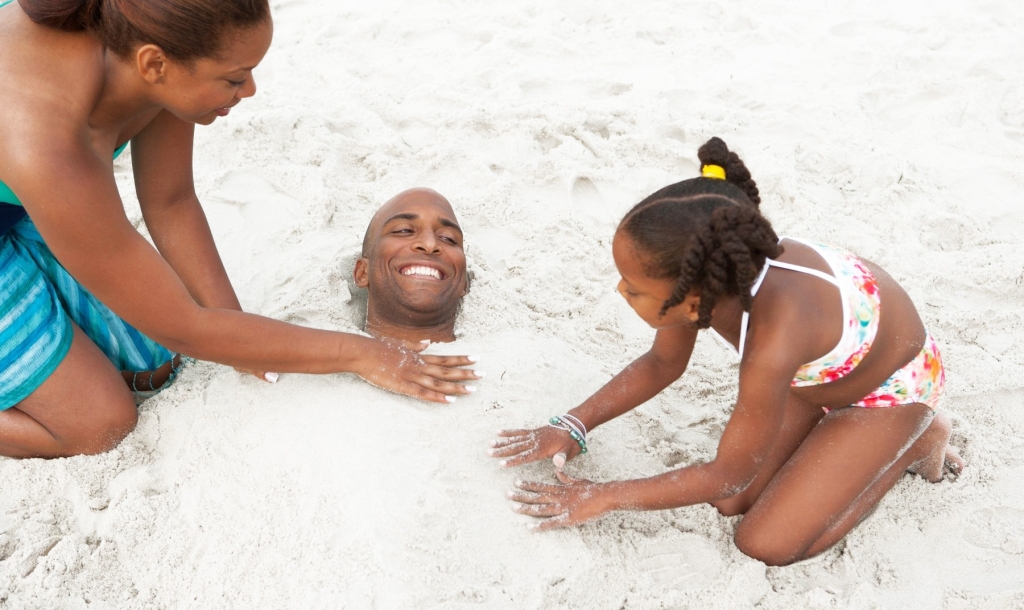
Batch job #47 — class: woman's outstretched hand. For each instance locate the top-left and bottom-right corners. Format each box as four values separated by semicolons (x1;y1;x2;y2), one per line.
355;338;481;404
508;470;611;530
489;426;582;468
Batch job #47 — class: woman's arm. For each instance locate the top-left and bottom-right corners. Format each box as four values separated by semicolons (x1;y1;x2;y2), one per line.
491;324;697;467
13;142;474;402
131;111;242;310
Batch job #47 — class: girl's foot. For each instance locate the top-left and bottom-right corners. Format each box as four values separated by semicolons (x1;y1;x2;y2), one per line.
907;411;966;482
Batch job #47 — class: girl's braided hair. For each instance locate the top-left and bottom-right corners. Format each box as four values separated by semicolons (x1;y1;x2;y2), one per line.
619;137;783;327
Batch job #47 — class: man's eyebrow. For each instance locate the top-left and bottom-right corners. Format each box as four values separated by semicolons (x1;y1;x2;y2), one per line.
439;218;463;234
382;213;419;225
383;213;463;234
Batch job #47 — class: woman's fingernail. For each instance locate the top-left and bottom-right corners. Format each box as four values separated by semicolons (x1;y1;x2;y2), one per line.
421;340;431;345
264;372;279;383
465;385;477;393
474;371;486;378
445;395;456;403
468;355;479;363
500;460;509;467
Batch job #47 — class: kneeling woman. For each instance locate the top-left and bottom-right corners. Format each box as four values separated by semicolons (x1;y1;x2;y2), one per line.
0;0;478;458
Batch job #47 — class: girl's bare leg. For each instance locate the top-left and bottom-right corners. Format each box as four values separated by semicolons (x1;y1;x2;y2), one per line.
733;403;959;566
0;324;137;458
713;393;825;516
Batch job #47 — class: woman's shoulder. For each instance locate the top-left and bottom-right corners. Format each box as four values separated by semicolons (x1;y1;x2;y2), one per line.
0;14;105;126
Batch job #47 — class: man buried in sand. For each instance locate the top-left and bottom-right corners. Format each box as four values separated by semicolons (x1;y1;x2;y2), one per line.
354;187;472;347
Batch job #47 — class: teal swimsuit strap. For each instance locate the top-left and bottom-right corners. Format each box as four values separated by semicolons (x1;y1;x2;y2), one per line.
0;1;12;9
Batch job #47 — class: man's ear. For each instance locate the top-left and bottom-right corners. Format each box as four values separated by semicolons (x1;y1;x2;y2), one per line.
136;44;170;85
353;257;370;288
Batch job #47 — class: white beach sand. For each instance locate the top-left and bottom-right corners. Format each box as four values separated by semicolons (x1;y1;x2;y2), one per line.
3;0;1024;608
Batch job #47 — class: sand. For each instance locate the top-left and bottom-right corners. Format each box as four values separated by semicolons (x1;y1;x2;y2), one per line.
3;0;1024;608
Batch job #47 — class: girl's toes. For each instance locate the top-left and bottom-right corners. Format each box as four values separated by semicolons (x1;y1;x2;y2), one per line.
944;446;966;478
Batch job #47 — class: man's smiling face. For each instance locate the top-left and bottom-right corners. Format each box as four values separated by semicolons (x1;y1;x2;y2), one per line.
354;188;468;332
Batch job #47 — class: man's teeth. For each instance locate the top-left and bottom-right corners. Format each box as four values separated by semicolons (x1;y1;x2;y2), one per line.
402;266;442;279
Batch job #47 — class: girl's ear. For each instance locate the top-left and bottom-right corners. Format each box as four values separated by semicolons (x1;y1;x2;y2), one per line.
353;258;370;288
685;292;701;322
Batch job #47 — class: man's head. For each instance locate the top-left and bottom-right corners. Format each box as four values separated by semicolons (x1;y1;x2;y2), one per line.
354;188;468;342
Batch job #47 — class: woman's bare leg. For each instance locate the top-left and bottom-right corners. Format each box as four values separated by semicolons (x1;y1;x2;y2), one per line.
713;393;825;516
733;403;958;566
0;324;137;458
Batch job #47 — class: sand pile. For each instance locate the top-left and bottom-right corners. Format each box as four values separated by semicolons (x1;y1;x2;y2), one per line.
2;0;1023;608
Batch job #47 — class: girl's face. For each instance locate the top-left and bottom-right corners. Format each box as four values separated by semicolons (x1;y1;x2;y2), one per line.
142;19;274;125
612;230;701;329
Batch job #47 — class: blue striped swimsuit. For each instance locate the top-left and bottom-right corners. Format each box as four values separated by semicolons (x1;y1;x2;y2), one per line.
1;5;175;408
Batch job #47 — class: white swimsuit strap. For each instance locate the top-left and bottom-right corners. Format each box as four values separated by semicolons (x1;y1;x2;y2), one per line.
737;241;842;358
738;261;772;357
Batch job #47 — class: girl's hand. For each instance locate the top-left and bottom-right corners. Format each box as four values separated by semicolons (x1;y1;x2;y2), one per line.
355;338;480;404
507;471;611;530
489;426;581;468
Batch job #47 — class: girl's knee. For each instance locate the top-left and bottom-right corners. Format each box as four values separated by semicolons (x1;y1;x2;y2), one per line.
733;520;802;566
713;495;753;517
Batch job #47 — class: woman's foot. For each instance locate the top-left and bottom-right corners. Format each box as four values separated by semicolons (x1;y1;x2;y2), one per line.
907;411;966;482
120;354;183;392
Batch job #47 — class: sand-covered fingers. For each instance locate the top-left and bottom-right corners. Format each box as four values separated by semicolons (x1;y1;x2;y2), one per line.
490;433;531;449
512;502;565;518
507;489;559;504
354;338;482;403
419;363;481;385
489;426;580;467
509;475;611;530
420;354;480;369
488;439;536;458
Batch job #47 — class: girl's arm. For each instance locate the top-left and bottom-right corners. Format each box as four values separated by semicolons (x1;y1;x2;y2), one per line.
511;324;803;528
567;324;697;430
13;142;475;403
491;324;697;467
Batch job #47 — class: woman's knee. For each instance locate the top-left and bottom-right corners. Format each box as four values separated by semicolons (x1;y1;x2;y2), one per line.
62;395;138;456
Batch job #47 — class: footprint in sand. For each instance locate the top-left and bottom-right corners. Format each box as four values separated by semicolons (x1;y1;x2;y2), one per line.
209;171;301;235
570;176;615;224
638;533;722;591
964;507;1024;555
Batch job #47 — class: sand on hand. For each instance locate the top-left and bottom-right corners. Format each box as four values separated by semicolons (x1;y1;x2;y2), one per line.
2;1;1024;608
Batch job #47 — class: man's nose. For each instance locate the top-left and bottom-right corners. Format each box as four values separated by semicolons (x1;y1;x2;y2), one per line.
412;232;441;253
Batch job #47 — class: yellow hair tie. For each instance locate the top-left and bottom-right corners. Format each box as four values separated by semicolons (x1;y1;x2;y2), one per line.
701;164;726;180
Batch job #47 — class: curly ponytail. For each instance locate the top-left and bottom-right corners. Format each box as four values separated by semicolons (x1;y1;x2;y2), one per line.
697;136;761;206
618;137;782;326
18;0;270;61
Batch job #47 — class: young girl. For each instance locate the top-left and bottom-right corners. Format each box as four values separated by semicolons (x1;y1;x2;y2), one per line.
489;137;963;566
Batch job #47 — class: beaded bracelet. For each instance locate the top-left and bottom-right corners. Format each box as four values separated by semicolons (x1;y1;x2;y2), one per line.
548;414;588;454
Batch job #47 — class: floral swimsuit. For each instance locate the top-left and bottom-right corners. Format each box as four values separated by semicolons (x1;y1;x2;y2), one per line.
720;237;945;410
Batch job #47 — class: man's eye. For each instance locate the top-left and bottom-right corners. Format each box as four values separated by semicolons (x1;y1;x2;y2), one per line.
440;236;459;245
227;79;245;87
